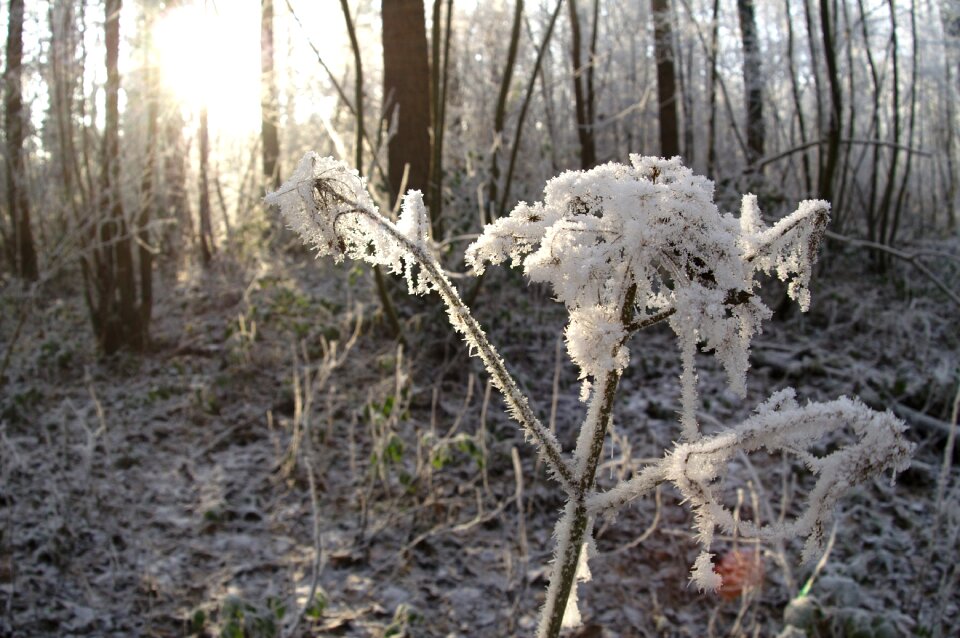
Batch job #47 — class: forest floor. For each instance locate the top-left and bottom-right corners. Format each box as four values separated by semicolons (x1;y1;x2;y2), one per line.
1;238;958;638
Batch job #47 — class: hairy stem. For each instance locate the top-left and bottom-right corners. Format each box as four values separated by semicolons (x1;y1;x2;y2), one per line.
538;283;637;638
335;202;577;493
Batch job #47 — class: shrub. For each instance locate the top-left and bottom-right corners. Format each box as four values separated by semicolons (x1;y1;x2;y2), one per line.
267;153;913;638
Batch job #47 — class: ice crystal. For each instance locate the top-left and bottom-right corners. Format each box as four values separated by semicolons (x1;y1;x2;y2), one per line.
467;155;829;439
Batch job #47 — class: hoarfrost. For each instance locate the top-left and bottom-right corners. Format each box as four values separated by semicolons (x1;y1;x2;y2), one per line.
466;155;829;438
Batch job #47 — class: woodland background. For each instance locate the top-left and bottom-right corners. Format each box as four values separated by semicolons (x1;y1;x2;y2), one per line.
1;0;958;636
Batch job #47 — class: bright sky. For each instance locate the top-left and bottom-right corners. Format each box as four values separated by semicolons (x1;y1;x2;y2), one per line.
151;1;352;139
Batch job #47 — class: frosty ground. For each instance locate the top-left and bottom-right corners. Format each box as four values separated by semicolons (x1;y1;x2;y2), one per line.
1;240;957;637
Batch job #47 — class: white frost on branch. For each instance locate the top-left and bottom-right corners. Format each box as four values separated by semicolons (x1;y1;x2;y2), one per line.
665;391;912;590
267;153;578;494
269;152;908;636
466;155;830;439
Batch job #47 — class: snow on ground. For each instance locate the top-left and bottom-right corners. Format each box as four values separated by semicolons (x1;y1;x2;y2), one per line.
1;243;957;637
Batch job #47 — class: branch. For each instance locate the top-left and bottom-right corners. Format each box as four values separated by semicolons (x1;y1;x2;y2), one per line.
752;138;932;172
325;200;578;494
825;230;960;309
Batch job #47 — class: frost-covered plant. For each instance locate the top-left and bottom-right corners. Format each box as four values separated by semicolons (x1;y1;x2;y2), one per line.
267;153;913;638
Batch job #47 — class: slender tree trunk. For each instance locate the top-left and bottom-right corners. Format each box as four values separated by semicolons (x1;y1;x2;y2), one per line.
889;0;919;246
877;0;901;254
568;0;597;168
4;0;39;281
427;0;453;228
856;0;881;242
198;106;214;265
341;0;365;178
382;0;432;205
785;0;812;194
261;0;281;191
94;0;145;354
652;0;680;158
818;0;842;203
942;0;958;229
737;0;765;170
675;3;695;165
707;0;720;175
832;0;856;231
488;0;525;222
802;0;825;187
343;0;403;342
139;7;156;330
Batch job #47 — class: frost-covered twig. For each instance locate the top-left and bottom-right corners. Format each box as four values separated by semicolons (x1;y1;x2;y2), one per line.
266;154;576;493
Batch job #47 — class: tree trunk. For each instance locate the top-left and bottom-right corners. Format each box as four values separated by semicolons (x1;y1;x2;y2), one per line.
427;0;453;228
4;0;39;281
568;0;597;169
138;5;156;331
802;0;825;187
785;0;812;194
856;0;881;242
941;0;958;229
737;0;765;169
382;0;432;205
876;0;901;254
198;106;214;265
488;0;524;222
706;0;720;175
261;0;281;191
818;0;842;203
93;0;146;354
651;0;680;158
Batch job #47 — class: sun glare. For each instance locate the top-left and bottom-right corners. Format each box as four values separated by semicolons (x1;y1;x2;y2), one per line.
153;3;261;138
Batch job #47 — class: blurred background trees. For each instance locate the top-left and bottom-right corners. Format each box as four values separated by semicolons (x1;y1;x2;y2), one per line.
1;0;957;352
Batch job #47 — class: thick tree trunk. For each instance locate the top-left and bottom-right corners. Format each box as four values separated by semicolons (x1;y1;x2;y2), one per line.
261;0;281;191
651;0;680;158
737;0;765;168
382;0;431;205
4;0;39;281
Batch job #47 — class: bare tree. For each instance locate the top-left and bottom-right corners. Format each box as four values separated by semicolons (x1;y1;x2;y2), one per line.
382;0;431;206
651;0;680;158
4;0;39;281
428;0;454;227
818;0;842;202
198;106;214;265
87;0;151;353
487;0;524;225
568;0;599;169
785;0;812;193
737;0;765;169
706;0;720;175
261;0;281;191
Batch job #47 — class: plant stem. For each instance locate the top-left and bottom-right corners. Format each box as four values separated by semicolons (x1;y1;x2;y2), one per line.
334;203;577;493
538;283;637;638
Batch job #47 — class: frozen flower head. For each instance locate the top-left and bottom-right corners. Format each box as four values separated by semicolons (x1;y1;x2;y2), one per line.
265;153;432;292
265;153;378;260
467;156;828;434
